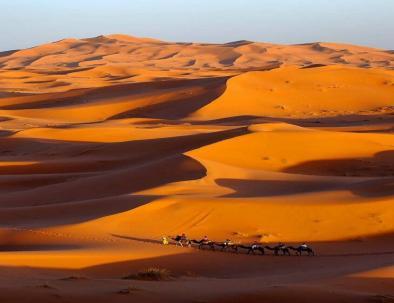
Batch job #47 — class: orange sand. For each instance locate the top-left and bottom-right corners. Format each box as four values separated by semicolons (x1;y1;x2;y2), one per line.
0;34;393;303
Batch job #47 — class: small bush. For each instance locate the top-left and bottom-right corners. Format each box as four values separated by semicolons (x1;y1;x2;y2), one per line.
117;286;141;295
36;283;56;289
59;275;88;281
123;267;172;281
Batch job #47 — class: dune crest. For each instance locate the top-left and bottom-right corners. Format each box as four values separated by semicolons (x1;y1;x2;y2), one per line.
0;34;393;93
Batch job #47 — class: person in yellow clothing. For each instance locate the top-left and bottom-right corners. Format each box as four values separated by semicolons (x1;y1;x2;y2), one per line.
162;236;169;245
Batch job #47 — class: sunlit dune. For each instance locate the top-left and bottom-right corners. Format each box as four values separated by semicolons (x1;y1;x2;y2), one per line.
188;123;394;175
0;34;393;302
0;34;393;93
192;66;394;119
12;122;233;143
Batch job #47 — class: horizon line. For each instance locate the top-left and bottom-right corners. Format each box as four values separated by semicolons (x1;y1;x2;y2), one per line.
1;33;392;53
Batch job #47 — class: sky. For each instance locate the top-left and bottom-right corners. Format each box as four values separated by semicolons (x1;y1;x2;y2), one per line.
1;0;393;51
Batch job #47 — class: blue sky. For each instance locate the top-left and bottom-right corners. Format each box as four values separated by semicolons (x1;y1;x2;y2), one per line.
1;0;393;51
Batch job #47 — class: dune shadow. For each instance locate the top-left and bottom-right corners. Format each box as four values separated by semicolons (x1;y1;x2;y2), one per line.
0;126;248;172
0;244;81;252
0;127;248;210
0;76;229;113
0;194;163;227
0;49;19;58
110;234;162;245
33;66;96;75
301;63;327;69
0;153;205;208
186;113;394;129
108;76;229;120
217;176;394;200
216;178;345;198
0;130;14;137
350;177;394;198
187;115;264;126
283;150;394;178
82;243;394;281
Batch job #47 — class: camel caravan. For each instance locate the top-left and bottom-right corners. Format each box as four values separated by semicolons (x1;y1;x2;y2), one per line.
163;234;315;256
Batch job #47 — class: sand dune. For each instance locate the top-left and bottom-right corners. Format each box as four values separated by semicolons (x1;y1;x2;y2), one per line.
193;66;394;119
0;34;393;302
188;123;394;176
0;34;393;93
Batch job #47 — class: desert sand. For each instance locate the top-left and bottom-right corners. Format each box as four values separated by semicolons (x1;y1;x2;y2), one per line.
0;35;393;302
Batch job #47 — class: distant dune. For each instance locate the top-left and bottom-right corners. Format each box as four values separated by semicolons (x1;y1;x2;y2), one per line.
0;34;393;93
0;34;393;303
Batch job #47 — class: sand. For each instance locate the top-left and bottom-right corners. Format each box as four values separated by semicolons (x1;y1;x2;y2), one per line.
0;34;393;303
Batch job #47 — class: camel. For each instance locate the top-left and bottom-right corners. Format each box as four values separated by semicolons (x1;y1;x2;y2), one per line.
235;244;265;255
190;239;287;255
212;240;239;253
172;236;316;257
250;245;265;255
265;245;291;256
189;239;215;250
171;235;190;247
208;242;265;255
171;236;315;257
212;242;228;251
171;235;183;246
288;245;315;256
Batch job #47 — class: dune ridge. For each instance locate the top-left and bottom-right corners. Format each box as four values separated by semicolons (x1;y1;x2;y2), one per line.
0;34;393;93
